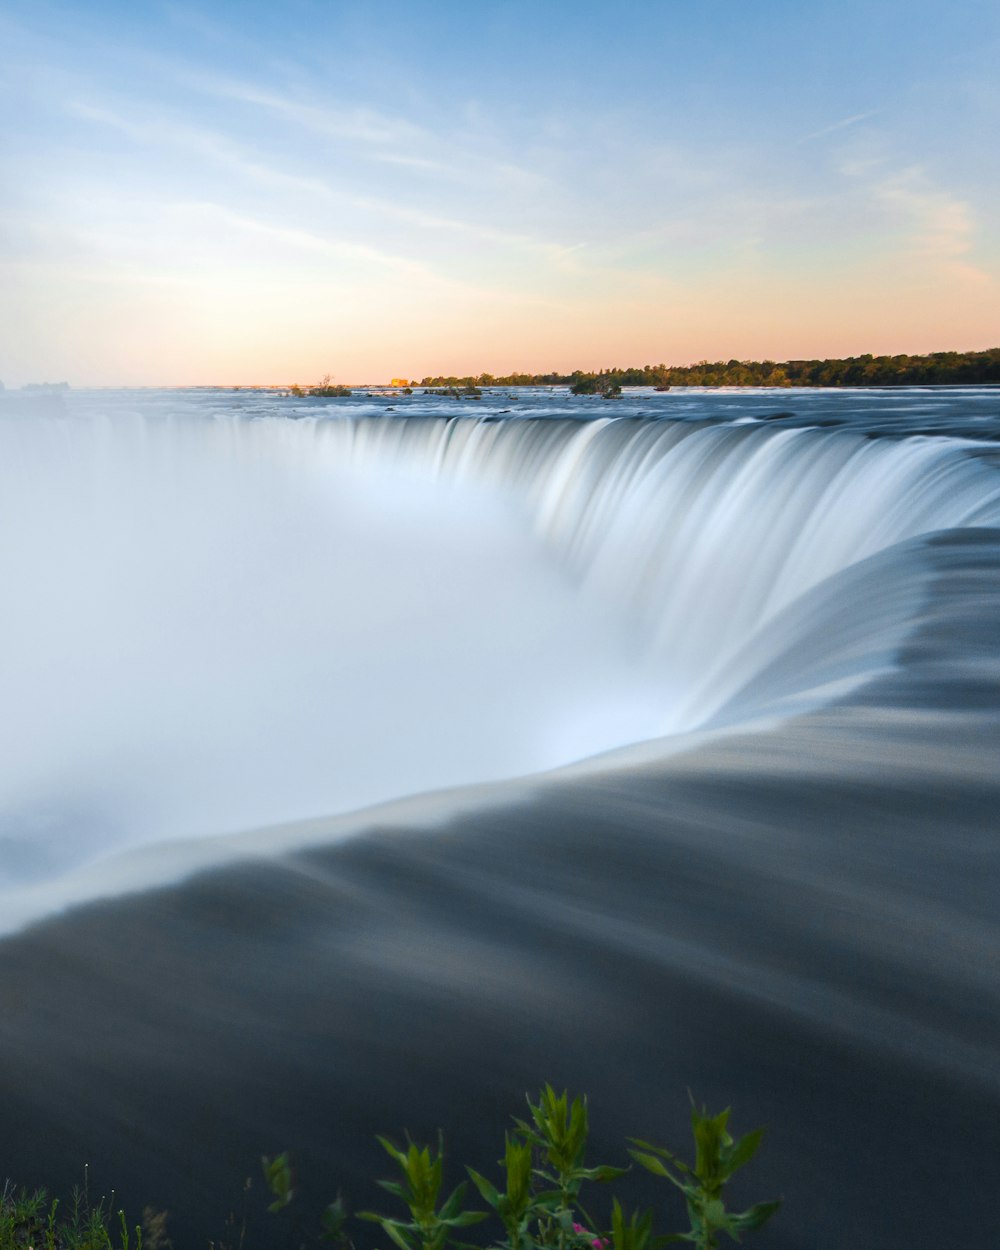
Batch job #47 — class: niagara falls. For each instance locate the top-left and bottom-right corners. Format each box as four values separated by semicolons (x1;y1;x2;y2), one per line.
3;2;1000;1249
2;382;999;1250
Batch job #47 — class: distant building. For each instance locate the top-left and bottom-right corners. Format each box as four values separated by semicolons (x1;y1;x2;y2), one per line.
390;377;410;387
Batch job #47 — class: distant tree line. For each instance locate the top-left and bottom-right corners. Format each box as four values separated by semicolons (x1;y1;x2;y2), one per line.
419;347;1000;390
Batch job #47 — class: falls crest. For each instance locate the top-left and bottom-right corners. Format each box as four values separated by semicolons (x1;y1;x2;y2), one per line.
2;399;1000;917
297;413;1000;727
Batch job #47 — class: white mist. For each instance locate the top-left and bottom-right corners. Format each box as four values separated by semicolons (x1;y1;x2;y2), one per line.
0;405;664;890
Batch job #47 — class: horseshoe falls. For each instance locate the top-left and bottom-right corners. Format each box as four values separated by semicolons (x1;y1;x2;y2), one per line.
1;387;999;1250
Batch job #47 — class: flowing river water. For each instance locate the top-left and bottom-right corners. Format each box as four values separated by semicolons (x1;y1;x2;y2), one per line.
1;386;998;1249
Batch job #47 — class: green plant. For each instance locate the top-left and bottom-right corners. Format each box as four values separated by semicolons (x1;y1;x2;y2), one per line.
262;1154;295;1215
261;1154;351;1250
0;1170;146;1250
266;1086;779;1250
357;1134;486;1250
465;1089;626;1250
630;1102;781;1249
498;1085;627;1250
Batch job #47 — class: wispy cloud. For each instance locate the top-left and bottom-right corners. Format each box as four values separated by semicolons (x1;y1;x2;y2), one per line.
189;74;429;149
181;203;433;278
798;111;879;144
178;68;546;193
70;99;245;164
370;152;450;174
876;169;991;284
68;97;579;266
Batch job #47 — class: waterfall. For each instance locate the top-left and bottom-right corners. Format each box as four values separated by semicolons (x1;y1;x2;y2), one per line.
294;413;1000;726
2;395;999;923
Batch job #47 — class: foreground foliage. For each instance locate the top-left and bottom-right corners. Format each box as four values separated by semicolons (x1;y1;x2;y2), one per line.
0;1174;148;1250
264;1087;780;1250
1;1089;777;1250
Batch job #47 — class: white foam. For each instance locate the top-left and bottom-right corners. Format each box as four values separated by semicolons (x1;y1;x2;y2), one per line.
0;406;665;898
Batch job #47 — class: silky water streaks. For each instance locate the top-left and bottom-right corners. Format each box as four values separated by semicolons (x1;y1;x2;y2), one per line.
0;386;999;1250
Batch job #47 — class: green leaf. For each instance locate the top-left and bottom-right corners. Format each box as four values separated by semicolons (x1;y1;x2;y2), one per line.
574;1165;629;1183
629;1152;671;1178
689;1104;736;1192
503;1133;533;1211
531;1188;565;1206
320;1198;348;1242
724;1128;764;1175
727;1200;782;1232
702;1200;726;1228
380;1221;418;1250
629;1141;691;1175
629;1152;688;1195
511;1115;535;1141
261;1153;294;1212
438;1181;470;1222
443;1212;489;1228
608;1197;655;1250
465;1169;499;1209
376;1136;409;1166
357;1213;419;1250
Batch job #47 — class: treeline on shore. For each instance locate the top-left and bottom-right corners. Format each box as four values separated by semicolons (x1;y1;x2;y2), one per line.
418;347;1000;390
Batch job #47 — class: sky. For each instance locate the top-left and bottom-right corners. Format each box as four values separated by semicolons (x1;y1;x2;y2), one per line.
0;0;998;386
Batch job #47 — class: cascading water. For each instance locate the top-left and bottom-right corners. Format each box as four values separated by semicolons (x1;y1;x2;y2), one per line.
3;392;1000;931
301;412;1000;727
2;387;1000;1250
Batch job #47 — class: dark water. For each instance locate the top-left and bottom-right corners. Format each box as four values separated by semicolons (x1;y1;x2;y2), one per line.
1;388;998;1250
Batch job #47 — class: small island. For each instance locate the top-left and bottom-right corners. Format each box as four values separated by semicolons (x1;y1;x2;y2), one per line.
287;374;352;397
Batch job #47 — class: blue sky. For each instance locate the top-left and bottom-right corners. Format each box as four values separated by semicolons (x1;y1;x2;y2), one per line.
1;0;997;384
